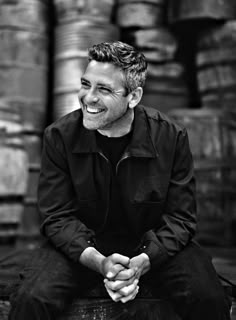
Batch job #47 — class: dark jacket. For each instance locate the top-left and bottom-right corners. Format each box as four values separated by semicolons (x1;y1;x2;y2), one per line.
38;105;197;269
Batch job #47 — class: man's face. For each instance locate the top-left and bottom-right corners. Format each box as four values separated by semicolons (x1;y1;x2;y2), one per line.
78;60;131;131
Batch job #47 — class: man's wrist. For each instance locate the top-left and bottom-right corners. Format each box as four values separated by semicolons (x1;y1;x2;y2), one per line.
139;253;151;275
79;246;106;275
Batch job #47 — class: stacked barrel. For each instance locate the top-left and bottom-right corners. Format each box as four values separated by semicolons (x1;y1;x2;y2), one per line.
168;0;236;246
53;0;120;120
115;0;190;113
196;21;236;110
0;104;28;244
0;0;50;243
170;109;236;246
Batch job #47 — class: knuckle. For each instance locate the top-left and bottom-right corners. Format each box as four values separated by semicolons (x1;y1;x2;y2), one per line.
121;288;129;296
111;253;118;259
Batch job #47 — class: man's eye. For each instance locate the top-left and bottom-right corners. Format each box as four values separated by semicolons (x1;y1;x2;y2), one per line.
81;81;90;88
98;87;112;94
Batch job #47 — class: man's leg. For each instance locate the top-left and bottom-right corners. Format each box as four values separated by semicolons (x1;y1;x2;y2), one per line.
142;241;231;320
8;241;102;320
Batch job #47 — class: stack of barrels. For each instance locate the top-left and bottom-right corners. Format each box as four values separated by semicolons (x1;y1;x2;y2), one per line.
115;0;190;113
0;104;28;244
0;0;50;243
168;0;236;246
170;109;236;246
53;0;120;120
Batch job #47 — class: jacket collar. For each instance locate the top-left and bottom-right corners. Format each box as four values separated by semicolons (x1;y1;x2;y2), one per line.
72;105;158;158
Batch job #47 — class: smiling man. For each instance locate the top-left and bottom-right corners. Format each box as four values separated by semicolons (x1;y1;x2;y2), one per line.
9;41;231;320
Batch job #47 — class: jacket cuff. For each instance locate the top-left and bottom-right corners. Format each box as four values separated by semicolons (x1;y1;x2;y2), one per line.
139;230;170;269
67;235;96;262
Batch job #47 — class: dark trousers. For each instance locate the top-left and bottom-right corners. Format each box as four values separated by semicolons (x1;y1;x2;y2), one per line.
8;240;231;320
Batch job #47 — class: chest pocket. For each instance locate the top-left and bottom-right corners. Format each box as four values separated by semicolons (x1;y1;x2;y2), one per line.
133;175;168;203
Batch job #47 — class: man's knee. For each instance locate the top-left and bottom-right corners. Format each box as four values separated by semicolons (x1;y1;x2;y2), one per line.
191;278;231;313
11;280;62;312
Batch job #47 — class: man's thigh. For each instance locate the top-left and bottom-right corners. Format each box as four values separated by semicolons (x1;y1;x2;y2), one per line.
141;241;229;315
15;241;102;308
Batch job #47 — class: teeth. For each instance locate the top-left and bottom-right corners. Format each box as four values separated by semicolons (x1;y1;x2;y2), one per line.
86;106;104;114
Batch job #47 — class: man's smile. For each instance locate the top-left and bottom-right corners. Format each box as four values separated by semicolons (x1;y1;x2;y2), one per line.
85;105;105;115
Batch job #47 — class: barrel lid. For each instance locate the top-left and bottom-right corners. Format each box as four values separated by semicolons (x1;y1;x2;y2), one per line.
197;21;236;48
54;0;115;24
0;0;49;33
169;108;236;127
117;0;164;5
0;103;22;133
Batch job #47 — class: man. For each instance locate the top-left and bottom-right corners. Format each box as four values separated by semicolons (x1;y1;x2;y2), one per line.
9;41;230;319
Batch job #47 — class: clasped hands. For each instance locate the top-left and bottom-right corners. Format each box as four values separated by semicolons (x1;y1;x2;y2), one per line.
102;253;150;303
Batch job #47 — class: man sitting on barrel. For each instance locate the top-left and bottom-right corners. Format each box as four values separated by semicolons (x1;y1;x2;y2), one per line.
9;41;231;320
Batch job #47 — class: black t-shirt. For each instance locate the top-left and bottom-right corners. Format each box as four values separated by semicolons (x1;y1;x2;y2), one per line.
96;130;131;171
96;130;137;255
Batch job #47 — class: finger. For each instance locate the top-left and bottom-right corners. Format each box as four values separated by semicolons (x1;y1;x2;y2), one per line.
110;253;130;266
104;277;137;291
118;279;139;297
120;286;139;303
106;264;126;280
114;267;138;280
104;284;123;302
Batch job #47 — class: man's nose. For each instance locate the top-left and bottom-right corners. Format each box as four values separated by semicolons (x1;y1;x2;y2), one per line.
84;87;99;104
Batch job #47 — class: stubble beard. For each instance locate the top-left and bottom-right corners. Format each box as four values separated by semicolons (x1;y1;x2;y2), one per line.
82;105;131;132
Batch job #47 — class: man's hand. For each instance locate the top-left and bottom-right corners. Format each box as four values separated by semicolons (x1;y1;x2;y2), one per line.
80;248;150;303
101;253;130;279
102;253;140;303
104;278;139;303
128;253;151;279
104;253;151;303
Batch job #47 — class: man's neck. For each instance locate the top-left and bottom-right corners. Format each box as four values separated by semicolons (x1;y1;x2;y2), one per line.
97;108;134;138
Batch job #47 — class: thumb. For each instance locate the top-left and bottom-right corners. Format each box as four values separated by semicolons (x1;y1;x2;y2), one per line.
106;264;126;279
111;253;130;266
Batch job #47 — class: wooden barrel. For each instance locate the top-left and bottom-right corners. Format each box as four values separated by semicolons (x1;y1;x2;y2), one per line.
168;0;236;24
196;21;236;110
17;133;42;241
169;108;236;246
116;0;166;28
54;54;88;93
141;62;190;113
53;21;119;119
24;134;42;201
53;90;80;120
0;298;181;320
54;21;119;56
19;198;41;241
0;105;28;244
54;0;116;24
122;28;177;62
59;298;181;320
0;0;48;33
0;0;49;133
23;133;42;167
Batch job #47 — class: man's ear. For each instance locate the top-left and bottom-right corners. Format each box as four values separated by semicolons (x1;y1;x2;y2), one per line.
128;87;143;109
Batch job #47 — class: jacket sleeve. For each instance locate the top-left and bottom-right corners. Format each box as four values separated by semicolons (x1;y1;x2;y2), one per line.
38;127;95;262
140;128;197;269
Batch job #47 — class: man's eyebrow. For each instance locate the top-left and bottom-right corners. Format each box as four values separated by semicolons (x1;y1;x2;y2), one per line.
81;77;113;88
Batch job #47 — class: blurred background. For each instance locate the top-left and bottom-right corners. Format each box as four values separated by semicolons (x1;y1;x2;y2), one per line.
0;0;236;251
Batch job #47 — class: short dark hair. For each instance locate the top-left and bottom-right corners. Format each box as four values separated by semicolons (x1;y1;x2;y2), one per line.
88;41;147;94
